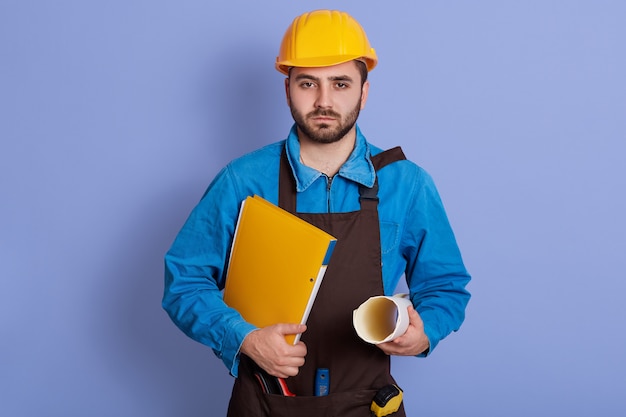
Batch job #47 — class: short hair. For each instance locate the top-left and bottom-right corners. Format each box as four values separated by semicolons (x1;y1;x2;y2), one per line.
354;60;368;86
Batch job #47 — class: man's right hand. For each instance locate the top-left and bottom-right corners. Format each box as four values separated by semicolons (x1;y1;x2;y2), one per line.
240;323;307;379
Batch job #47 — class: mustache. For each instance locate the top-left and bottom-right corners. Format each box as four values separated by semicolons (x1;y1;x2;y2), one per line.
307;109;341;118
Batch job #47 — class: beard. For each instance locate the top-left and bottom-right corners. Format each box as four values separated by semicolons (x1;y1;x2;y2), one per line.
290;100;361;144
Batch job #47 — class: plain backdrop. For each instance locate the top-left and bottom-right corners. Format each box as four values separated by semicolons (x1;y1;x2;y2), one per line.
1;1;625;416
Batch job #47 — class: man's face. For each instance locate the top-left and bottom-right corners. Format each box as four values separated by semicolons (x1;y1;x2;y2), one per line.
286;61;369;144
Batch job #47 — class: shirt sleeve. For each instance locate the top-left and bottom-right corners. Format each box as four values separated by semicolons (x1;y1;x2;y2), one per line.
162;165;257;377
402;169;471;355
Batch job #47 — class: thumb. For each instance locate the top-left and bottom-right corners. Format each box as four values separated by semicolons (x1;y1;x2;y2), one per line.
276;323;307;335
407;306;423;325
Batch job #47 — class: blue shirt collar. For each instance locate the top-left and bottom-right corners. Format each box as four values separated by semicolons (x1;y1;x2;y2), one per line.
285;124;376;192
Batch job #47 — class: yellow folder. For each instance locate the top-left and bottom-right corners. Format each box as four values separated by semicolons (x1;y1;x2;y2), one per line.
223;195;337;345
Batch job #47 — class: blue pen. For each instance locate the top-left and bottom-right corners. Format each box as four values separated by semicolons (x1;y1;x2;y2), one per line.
315;368;330;396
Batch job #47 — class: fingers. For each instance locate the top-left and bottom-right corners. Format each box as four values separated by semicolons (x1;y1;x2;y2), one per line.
264;338;307;378
240;323;308;378
272;343;307;378
376;334;412;356
375;307;429;356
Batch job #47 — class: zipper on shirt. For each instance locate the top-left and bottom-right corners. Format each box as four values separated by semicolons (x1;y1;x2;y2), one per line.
324;174;334;213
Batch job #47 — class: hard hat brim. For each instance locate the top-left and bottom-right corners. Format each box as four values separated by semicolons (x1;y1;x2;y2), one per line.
275;54;377;76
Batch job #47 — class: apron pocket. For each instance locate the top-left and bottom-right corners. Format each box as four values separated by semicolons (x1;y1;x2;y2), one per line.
263;389;378;417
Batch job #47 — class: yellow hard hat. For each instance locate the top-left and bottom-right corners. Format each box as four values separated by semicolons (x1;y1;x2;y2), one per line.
275;10;378;75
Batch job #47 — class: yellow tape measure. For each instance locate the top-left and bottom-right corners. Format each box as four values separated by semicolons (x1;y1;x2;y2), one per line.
371;384;403;416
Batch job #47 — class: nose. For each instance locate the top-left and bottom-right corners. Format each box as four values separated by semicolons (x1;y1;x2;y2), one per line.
314;84;332;109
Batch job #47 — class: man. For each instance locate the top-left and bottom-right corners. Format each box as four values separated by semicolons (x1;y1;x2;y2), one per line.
163;9;471;416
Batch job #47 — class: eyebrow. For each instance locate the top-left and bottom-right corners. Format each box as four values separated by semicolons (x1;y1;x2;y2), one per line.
294;73;355;83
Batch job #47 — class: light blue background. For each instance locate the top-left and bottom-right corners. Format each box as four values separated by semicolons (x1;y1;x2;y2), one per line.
2;1;625;416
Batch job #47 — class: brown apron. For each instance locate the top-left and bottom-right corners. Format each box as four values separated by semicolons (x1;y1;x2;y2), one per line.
227;147;407;417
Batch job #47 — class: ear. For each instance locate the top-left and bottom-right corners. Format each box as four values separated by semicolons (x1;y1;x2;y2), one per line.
284;77;291;106
360;80;370;110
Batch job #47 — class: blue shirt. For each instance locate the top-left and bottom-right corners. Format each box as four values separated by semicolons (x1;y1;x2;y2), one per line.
163;124;471;376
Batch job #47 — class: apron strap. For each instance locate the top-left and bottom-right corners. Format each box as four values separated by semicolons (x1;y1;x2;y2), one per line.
371;146;406;171
359;146;407;209
278;147;297;212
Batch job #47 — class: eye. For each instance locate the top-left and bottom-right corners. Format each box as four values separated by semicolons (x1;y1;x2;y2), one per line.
300;81;316;88
335;82;349;89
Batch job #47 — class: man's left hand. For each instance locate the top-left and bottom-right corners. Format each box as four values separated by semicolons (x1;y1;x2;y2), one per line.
376;305;430;356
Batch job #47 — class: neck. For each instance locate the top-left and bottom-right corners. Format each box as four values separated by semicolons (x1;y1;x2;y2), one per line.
298;128;357;177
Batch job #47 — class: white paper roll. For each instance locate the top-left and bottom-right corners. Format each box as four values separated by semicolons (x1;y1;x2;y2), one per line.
352;294;412;344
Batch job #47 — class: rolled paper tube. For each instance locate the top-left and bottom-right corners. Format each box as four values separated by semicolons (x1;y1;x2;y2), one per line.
353;294;412;344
